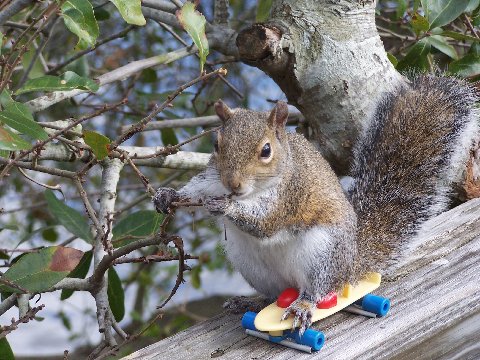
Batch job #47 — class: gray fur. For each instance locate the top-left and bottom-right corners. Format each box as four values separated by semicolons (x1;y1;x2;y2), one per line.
351;74;479;275
154;76;478;333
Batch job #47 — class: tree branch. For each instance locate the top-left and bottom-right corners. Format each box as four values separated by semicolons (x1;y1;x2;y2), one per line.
26;47;197;112
0;0;33;26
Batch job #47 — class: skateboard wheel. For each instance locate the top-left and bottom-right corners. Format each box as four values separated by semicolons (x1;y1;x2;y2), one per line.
241;311;258;331
361;294;390;317
294;329;325;351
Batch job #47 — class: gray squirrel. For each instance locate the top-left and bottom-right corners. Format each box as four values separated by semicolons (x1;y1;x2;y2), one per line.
153;75;478;334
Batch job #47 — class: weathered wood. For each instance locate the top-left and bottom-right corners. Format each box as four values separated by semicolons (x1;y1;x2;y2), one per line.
123;199;480;360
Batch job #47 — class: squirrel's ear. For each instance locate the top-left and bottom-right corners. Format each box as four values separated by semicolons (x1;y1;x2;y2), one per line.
268;101;289;128
215;100;233;123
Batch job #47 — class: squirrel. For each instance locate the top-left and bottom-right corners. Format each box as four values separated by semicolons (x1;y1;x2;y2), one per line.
153;74;478;334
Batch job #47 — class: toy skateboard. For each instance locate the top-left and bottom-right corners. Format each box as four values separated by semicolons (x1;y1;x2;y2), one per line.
241;272;390;353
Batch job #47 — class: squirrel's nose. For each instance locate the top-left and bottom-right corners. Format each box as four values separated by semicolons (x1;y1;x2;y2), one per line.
228;179;242;193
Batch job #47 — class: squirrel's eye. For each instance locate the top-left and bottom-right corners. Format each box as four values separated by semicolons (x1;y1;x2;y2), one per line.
260;143;271;158
214;140;219;153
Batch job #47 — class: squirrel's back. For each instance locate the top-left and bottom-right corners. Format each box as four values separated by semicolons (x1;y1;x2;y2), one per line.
351;75;479;273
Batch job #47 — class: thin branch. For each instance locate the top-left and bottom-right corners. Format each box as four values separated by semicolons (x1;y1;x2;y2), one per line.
111;67;227;148
0;294;17;316
142;0;177;13
158;21;243;98
0;304;44;339
26;47;196;112
73;178;104;240
47;25;136;74
143;7;181;28
115;170;186;215
0;0;34;26
126;111;303;132
0;100;125;181
113;253;198;264
0;278;28;294
464;14;480;40
16;15;59;89
0;157;77;178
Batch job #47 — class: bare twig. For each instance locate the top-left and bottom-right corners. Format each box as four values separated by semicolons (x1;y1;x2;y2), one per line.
0;100;125;181
111;68;227;148
0;278;28;294
26;47;196;112
113;253;198;265
47;25;136;74
0;304;45;339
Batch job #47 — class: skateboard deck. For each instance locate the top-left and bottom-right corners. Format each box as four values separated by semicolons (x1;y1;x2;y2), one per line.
254;272;382;332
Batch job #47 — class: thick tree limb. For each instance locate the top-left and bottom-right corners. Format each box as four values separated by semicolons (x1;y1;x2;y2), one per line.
233;0;404;174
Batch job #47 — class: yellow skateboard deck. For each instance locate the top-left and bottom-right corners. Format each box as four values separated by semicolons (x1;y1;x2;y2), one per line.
254;272;382;332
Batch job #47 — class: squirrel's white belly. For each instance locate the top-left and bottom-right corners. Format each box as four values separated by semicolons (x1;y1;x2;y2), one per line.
223;220;334;298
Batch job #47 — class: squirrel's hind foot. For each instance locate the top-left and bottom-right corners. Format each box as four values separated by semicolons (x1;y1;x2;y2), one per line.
281;297;315;336
223;295;271;314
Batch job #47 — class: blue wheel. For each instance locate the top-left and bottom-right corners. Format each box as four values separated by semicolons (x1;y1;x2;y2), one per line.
361;294;390;317
241;311;258;331
294;329;325;351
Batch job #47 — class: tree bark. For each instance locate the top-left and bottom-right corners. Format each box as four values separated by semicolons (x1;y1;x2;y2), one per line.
234;0;405;174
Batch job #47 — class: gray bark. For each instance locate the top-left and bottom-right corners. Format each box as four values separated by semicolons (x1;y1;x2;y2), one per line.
234;0;405;174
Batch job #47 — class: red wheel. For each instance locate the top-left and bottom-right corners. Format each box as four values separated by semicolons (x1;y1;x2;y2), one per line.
277;288;299;308
317;292;337;309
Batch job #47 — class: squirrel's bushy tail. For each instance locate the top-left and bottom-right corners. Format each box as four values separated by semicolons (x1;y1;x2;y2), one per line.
351;75;479;273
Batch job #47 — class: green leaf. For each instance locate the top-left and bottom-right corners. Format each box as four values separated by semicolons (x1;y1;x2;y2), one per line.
109;0;146;26
449;52;480;77
44;190;94;243
83;130;110;160
0;101;48;140
190;265;201;289
0;126;31;151
176;2;209;72
140;68;157;83
16;71;99;95
256;0;273;22
57;311;72;330
0;337;15;360
411;12;430;35
42;227;58;242
0;224;18;232
108;267;125;322
396;0;408;19
94;7;110;21
0;89;13;107
397;39;431;72
112;210;163;247
0;246;84;293
21;45;45;79
61;0;99;50
421;0;470;29
414;0;422;12
61;250;92;300
441;30;480;42
428;35;458;59
387;52;398;67
466;0;480;12
161;128;178;146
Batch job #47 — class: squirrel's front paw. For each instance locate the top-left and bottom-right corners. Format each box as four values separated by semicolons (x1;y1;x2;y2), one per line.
152;187;179;214
281;296;315;336
204;197;230;216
